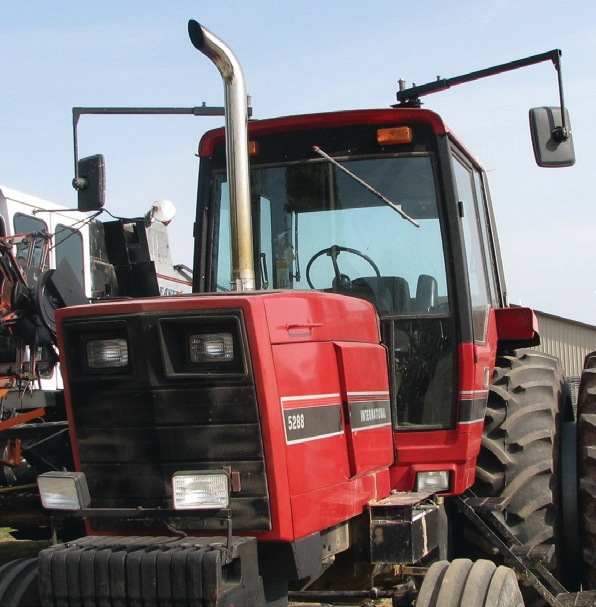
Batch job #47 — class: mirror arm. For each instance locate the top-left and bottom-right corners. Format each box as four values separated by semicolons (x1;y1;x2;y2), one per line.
70;105;230;194
551;52;570;142
396;49;571;143
72;108;87;191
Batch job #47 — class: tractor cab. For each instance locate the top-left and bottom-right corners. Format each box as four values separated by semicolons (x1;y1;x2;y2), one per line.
195;109;500;441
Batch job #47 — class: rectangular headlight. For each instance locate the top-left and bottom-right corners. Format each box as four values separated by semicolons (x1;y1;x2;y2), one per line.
172;471;230;510
415;470;450;493
37;471;91;511
188;332;234;363
86;338;129;369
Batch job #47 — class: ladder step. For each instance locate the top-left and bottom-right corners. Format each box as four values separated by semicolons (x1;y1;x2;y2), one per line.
462;497;507;512
510;544;555;564
556;590;596;607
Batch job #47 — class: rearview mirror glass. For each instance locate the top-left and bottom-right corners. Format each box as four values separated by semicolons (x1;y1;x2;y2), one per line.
529;107;575;168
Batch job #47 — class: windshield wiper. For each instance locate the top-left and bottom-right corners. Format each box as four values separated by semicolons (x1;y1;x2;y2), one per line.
312;146;420;228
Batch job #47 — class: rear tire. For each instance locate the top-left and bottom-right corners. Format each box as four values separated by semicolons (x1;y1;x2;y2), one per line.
469;351;567;600
0;558;40;607
576;353;596;587
417;559;524;607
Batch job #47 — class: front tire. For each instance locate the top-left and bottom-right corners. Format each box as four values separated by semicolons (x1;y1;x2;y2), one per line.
0;559;40;607
417;559;524;607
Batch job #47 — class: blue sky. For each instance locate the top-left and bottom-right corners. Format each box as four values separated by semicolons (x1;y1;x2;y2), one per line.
1;1;595;323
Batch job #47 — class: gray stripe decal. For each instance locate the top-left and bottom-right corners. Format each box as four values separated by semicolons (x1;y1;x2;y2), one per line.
459;397;487;423
349;399;392;430
283;404;343;444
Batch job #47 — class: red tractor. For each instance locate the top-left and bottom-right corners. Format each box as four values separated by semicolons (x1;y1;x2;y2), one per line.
0;19;589;607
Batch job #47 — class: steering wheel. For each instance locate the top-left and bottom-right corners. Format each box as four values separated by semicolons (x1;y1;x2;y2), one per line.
306;245;380;289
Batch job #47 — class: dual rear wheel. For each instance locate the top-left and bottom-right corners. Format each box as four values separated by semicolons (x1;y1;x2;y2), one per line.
467;351;572;604
472;351;565;562
576;352;596;588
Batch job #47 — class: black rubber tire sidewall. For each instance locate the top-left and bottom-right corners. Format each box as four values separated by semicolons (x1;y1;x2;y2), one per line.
576;352;596;587
468;350;566;602
417;559;524;607
0;558;40;607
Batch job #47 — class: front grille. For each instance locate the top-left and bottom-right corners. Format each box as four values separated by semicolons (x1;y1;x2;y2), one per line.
61;309;271;532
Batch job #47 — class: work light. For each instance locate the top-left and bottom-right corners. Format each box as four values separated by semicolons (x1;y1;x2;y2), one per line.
415;470;450;493
37;471;91;511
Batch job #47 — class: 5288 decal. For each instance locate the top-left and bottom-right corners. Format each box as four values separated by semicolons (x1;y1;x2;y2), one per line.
281;403;343;444
287;413;305;431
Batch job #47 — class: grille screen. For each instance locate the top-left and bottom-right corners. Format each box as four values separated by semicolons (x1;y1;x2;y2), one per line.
61;310;271;532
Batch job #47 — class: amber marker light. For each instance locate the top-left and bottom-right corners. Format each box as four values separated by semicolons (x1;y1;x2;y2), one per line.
248;140;259;156
377;126;413;145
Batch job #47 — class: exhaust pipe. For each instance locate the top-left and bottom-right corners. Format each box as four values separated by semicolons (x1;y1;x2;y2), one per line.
188;20;255;291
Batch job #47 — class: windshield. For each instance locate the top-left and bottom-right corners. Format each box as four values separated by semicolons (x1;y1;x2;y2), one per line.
213;154;449;316
211;152;454;429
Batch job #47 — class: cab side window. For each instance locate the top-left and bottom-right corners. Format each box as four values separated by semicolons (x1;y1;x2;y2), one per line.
473;172;501;307
452;154;491;344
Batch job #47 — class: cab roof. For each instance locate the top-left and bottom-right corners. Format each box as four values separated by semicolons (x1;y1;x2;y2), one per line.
198;107;450;157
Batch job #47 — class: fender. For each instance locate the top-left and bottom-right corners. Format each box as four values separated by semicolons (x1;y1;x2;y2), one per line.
494;306;540;349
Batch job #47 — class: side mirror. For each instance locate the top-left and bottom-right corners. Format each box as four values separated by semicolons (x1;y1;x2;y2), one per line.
529;107;575;167
73;154;106;212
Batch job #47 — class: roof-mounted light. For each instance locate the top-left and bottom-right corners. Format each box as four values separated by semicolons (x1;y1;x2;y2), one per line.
377;126;412;145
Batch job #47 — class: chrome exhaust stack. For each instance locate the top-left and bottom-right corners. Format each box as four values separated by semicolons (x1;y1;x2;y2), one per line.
188;20;255;291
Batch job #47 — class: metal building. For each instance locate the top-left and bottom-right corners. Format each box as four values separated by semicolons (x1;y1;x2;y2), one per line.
532;310;596;404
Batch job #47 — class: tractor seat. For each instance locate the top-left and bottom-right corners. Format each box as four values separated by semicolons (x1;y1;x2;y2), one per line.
413;274;439;313
350;276;411;315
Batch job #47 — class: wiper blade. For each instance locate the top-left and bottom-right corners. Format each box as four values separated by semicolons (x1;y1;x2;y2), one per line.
312;146;420;228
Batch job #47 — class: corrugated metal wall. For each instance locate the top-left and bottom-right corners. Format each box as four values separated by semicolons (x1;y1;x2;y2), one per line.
533;311;596;378
531;311;596;405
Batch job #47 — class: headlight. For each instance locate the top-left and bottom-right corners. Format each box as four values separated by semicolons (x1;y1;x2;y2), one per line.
172;471;230;510
37;471;91;510
158;315;246;377
86;338;129;369
415;470;450;493
188;332;234;363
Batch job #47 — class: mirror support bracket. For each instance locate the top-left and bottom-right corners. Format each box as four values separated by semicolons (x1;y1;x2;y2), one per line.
395;49;574;166
71;105;231;201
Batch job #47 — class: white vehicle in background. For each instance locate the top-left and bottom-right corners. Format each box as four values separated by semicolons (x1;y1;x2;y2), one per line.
0;185;91;536
0;185;190;537
0;185;91;399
